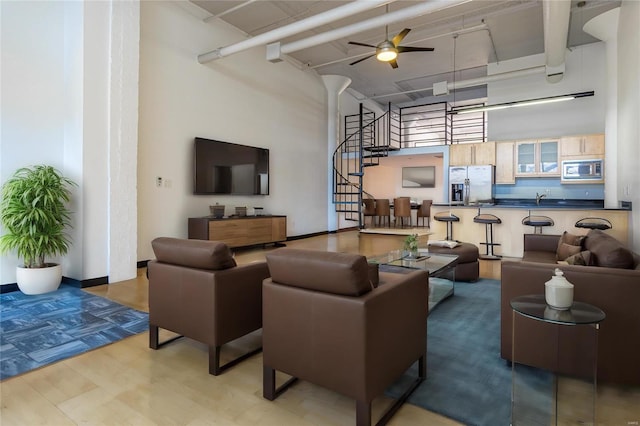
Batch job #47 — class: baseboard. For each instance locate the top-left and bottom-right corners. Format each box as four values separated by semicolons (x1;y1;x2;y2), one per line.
0;275;108;294
0;283;19;294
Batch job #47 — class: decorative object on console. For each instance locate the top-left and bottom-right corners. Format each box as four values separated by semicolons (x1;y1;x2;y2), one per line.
210;204;225;218
544;268;574;310
235;206;247;217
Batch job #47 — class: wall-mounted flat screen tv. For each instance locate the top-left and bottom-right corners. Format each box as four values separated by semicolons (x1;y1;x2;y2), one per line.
402;166;435;188
194;137;269;195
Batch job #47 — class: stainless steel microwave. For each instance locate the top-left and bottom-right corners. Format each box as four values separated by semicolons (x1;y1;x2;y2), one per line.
561;159;603;181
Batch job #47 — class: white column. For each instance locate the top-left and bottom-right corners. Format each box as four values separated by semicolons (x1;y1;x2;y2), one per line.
321;75;351;232
583;8;620;208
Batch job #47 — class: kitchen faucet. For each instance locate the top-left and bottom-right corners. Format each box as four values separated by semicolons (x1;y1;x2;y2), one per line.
536;192;546;205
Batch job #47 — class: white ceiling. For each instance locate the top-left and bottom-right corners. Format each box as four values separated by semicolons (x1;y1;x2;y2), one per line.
192;0;619;106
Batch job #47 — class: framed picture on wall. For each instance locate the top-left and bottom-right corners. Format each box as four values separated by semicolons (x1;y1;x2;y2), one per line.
402;166;435;188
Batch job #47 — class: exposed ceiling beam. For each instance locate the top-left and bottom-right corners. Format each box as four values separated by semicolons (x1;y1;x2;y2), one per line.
275;0;472;57
198;0;395;64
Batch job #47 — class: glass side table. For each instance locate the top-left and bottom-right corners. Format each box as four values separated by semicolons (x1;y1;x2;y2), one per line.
510;295;605;426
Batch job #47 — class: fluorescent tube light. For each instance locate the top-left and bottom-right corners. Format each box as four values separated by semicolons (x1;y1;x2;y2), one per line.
449;91;594;115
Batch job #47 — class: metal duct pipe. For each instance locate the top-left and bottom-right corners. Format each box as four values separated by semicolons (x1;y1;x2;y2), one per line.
198;0;395;64
542;0;571;83
370;66;546;100
449;66;546;90
204;0;259;21
279;0;471;55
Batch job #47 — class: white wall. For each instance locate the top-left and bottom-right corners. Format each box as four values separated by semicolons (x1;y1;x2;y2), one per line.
617;0;640;251
1;1;67;284
137;2;328;261
487;43;606;140
2;1;141;287
363;155;444;202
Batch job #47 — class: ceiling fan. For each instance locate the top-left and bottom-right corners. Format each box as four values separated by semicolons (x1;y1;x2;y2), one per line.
348;27;434;69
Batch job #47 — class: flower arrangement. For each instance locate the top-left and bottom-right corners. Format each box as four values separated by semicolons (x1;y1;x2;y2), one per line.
403;234;419;257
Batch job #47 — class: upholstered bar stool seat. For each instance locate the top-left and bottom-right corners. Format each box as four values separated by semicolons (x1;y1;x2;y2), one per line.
433;212;460;241
575;217;612;231
474;211;502;260
522;214;554;234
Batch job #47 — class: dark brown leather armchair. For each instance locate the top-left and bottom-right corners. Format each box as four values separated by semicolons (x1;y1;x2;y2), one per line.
147;237;270;375
262;248;429;426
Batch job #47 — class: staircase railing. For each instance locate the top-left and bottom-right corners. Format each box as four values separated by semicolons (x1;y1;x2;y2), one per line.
332;103;400;227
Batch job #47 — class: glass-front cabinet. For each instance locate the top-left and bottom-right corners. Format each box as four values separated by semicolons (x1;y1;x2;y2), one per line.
515;139;558;176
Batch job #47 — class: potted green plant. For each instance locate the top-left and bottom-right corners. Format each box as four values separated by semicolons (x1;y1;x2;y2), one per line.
403;233;419;259
0;165;76;294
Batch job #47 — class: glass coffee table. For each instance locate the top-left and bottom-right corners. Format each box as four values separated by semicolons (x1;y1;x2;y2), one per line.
369;249;459;310
369;248;459;278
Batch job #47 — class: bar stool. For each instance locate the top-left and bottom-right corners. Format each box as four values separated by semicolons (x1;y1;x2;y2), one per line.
575;217;612;231
434;212;460;241
473;208;501;260
522;211;554;234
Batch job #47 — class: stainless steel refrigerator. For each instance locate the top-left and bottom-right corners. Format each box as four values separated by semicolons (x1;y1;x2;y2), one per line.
449;165;494;204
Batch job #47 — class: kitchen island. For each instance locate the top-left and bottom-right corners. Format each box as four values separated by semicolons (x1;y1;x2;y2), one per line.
430;200;630;258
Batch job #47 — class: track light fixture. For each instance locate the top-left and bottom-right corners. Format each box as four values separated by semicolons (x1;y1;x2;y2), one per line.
449;91;595;115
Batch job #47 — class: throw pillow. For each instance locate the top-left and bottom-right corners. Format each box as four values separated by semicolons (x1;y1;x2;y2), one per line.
560;231;586;247
565;250;593;266
557;242;582;261
584;229;635;269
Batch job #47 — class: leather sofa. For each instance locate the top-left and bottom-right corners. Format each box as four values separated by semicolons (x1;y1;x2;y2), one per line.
501;230;640;385
147;237;270;375
262;248;429;426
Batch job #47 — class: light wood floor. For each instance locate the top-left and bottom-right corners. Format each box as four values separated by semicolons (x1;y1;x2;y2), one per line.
1;231;638;425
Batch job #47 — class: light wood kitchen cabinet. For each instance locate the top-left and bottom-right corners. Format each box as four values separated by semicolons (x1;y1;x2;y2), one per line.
450;142;495;166
515;139;559;177
560;134;605;159
495;141;515;184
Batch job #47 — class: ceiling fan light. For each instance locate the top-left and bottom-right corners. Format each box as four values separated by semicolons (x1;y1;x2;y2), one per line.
376;41;398;62
376;48;397;62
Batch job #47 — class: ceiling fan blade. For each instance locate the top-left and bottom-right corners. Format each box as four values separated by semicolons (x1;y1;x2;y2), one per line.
397;46;435;53
391;28;411;47
348;41;377;48
350;54;376;66
389;59;399;69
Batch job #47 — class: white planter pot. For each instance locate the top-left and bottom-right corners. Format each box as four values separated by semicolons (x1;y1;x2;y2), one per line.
16;263;62;295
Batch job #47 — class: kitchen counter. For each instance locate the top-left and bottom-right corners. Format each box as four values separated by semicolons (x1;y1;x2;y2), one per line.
433;199;630;211
429;203;630;258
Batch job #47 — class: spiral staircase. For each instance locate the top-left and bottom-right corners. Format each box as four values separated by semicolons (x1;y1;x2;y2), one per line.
332;103;400;227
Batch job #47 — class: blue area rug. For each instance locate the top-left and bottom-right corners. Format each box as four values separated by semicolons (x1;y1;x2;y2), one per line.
386;278;552;426
0;285;148;381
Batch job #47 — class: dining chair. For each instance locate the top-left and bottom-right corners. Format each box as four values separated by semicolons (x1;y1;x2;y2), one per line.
393;197;412;228
416;200;432;227
374;199;391;228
